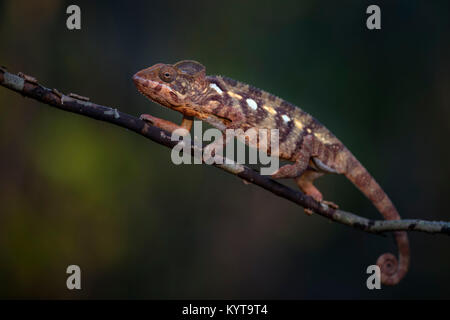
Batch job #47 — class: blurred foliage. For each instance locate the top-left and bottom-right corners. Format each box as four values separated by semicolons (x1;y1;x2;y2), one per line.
0;0;449;298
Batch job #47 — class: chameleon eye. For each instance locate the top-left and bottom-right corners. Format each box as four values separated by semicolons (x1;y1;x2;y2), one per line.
159;66;176;83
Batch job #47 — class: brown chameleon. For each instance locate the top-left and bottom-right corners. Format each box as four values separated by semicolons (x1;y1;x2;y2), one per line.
132;60;409;285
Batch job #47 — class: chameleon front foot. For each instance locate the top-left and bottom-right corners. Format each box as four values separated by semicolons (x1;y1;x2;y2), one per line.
321;200;339;209
140;113;157;124
140;114;190;135
202;134;230;164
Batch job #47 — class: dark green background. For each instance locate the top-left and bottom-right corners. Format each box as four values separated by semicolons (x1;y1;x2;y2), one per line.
0;0;449;298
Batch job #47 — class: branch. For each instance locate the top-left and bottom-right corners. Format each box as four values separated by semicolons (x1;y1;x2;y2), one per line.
1;67;449;236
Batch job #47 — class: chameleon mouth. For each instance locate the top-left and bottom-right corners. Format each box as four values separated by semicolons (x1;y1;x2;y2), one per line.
136;87;169;106
133;74;164;102
132;74;152;92
132;73;185;112
134;79;177;110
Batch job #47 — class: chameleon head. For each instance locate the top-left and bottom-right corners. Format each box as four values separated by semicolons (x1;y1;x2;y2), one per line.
132;60;207;111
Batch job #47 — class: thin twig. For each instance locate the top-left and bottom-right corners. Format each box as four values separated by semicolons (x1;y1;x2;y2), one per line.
1;68;449;236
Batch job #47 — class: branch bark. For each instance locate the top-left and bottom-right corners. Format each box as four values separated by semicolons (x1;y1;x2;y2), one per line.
1;68;449;236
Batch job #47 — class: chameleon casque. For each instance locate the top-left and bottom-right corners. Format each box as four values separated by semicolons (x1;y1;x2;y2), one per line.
132;60;410;285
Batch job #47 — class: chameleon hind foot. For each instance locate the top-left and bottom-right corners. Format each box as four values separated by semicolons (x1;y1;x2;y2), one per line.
295;170;324;202
294;171;339;208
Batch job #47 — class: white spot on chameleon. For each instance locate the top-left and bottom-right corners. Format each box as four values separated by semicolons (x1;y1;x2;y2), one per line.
209;83;223;95
281;114;291;123
246;98;258;110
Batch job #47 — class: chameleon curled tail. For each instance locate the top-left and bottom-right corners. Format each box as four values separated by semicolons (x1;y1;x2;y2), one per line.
344;151;410;285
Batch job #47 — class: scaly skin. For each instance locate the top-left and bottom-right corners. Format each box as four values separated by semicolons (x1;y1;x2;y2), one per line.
132;60;409;285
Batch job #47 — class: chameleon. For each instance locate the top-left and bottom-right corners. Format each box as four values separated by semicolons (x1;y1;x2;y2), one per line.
132;60;410;285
